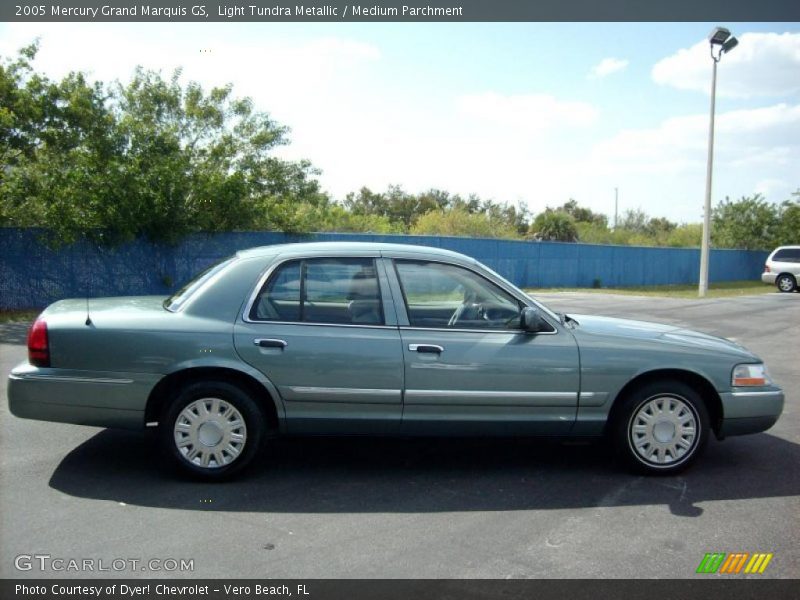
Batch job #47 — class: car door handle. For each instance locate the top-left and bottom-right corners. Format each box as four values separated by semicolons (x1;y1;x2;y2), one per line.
254;338;288;349
409;344;444;354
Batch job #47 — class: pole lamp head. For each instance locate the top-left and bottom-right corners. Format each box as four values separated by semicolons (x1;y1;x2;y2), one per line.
721;36;739;54
709;27;731;46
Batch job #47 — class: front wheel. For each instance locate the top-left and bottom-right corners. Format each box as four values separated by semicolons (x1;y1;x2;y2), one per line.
776;274;797;293
613;380;709;475
160;380;265;480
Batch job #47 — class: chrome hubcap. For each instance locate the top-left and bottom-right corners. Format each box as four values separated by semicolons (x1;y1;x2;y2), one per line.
778;277;793;291
174;398;247;469
629;395;698;466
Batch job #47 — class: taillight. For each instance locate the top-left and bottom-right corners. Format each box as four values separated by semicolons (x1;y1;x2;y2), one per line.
28;318;50;367
764;264;770;273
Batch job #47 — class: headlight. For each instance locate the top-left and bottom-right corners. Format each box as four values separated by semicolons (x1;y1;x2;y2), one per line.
732;363;771;387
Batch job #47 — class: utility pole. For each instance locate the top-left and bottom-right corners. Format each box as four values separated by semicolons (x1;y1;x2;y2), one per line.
614;187;618;230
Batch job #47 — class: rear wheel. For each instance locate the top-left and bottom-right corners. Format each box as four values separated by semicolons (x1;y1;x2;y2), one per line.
776;273;796;293
160;380;265;480
613;380;709;475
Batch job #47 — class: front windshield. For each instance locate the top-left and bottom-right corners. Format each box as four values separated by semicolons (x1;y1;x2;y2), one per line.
163;257;235;311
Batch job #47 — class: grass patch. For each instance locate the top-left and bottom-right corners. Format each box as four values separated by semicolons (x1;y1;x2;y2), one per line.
526;280;774;299
0;309;40;323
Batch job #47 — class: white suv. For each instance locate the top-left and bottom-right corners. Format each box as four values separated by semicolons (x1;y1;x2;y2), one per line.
762;246;800;292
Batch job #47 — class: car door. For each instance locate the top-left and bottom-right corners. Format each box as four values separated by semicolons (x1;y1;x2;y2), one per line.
388;258;580;435
234;255;404;434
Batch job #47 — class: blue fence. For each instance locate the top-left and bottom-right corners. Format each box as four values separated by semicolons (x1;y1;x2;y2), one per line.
0;228;768;310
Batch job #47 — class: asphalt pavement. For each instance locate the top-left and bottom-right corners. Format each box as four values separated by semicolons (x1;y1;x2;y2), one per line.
1;291;797;579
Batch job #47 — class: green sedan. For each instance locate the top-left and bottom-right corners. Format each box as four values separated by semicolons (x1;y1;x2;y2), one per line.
8;242;784;479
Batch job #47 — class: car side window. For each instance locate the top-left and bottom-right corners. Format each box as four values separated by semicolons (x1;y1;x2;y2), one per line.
394;260;523;330
250;258;384;326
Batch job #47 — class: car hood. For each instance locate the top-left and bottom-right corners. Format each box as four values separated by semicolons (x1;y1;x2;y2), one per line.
568;314;758;360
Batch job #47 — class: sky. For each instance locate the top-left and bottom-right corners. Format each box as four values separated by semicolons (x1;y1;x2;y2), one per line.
1;21;799;223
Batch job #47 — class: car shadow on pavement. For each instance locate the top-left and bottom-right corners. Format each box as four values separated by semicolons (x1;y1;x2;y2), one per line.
48;430;800;518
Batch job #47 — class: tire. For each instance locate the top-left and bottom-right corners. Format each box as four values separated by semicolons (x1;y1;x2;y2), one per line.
775;273;797;293
159;380;266;480
612;379;709;475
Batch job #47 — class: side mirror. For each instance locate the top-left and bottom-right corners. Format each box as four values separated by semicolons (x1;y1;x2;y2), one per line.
520;307;547;333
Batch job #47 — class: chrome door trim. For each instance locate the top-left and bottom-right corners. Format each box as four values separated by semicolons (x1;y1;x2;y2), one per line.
400;326;557;336
283;386;402;404
13;374;134;385
406;390;575;399
246;320;395;330
578;391;609;406
405;389;577;406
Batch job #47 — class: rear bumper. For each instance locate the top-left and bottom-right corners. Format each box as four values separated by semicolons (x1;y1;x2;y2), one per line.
8;363;158;430
761;272;777;284
718;388;784;437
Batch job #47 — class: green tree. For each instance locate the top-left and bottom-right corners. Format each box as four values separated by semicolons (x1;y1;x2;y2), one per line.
711;194;780;250
1;44;325;243
301;201;404;234
343;185;443;230
665;223;703;248
775;192;800;247
411;207;521;238
559;199;608;226
530;210;578;242
618;208;649;233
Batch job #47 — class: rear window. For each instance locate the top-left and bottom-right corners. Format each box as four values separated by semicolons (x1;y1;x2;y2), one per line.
772;248;800;263
164;258;234;311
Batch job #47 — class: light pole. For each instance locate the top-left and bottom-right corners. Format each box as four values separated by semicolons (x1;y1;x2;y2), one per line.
699;27;738;297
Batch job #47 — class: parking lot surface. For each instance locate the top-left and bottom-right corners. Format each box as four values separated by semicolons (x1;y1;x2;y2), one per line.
1;292;798;579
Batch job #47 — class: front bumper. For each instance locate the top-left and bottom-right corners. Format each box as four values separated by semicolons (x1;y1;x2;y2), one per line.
8;363;157;430
761;272;777;285
718;388;784;437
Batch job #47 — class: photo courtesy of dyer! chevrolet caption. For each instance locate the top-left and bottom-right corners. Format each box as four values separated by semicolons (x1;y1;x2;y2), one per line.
8;242;784;480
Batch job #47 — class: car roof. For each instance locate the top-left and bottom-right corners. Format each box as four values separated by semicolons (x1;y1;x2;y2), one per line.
236;241;474;262
773;245;800;250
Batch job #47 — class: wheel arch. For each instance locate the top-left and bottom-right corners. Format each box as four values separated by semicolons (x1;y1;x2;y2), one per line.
605;368;723;437
145;366;282;433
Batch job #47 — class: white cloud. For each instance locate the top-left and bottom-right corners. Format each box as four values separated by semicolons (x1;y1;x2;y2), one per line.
591;103;800;174
584;103;800;219
754;178;790;198
456;92;598;132
0;23;381;109
589;57;629;79
652;32;800;98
